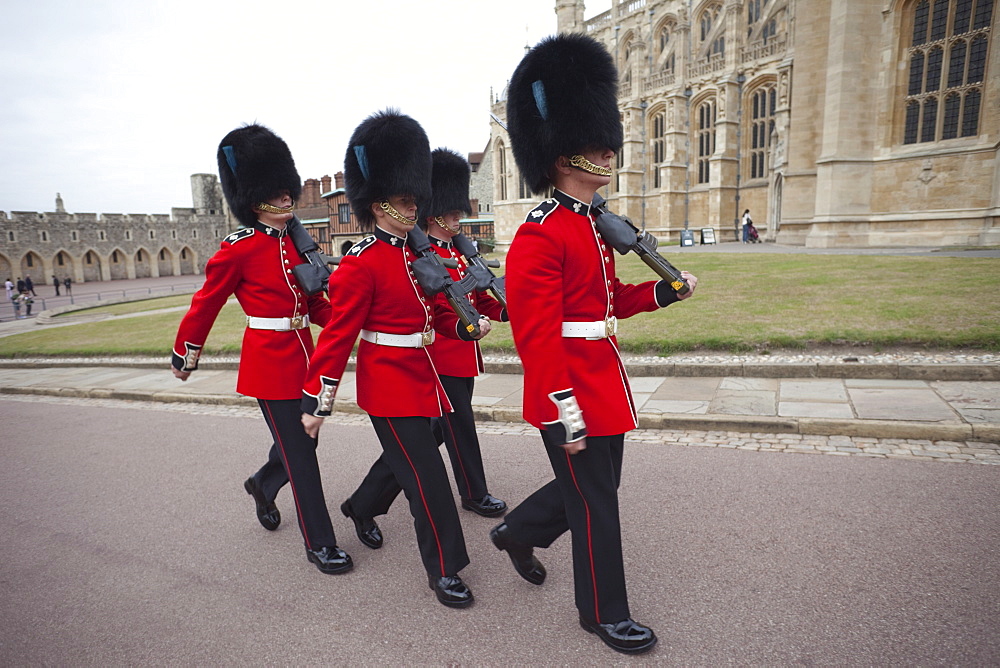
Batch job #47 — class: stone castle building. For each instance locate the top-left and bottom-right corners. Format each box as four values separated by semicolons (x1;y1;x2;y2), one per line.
0;175;232;285
488;0;998;248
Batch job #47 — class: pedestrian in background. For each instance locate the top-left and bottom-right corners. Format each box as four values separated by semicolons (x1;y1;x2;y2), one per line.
53;275;61;296
742;209;752;243
25;275;36;296
64;277;72;295
4;278;13;302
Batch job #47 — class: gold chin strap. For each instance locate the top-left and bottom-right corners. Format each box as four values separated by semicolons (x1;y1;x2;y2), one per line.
569;155;612;177
380;200;416;226
256;202;294;214
434;216;461;234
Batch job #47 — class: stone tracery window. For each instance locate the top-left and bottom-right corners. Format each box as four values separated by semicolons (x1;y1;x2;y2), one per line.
651;110;666;189
903;0;992;143
696;100;716;184
747;84;777;179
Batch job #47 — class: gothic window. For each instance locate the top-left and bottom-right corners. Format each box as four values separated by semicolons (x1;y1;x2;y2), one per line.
613;150;624;193
518;175;529;200
86;252;95;265
747;85;776;179
497;142;508;201
659;26;670;51
903;0;992;143
57;252;66;266
942;92;962;138
111;250;120;263
696;100;716;184
651;111;666;189
6;231;13;242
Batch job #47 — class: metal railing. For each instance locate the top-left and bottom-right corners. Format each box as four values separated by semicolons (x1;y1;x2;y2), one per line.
2;282;202;323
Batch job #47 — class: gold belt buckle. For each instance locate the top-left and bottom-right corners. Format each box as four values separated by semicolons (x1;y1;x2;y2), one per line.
290;315;305;330
421;330;434;347
605;316;618;338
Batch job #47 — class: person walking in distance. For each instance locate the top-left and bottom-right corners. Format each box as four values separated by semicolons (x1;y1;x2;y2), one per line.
492;34;698;655
52;275;61;296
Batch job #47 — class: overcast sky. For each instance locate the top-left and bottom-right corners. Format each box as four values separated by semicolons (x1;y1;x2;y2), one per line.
0;0;611;216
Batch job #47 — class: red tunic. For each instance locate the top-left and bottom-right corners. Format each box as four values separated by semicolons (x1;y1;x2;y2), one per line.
172;222;331;400
302;226;467;418
426;236;506;378
505;190;678;437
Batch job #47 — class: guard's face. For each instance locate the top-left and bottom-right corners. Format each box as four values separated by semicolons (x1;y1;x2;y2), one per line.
436;210;463;236
257;190;295;225
374;194;418;237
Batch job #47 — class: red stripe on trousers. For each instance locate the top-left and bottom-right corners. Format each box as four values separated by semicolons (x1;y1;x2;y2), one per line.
262;401;311;550
387;418;447;576
564;448;600;623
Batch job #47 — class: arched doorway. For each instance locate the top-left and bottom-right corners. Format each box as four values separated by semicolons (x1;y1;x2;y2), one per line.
52;250;74;285
20;251;44;287
109;248;128;280
82;249;103;282
134;248;152;278
178;246;196;275
0;253;12;283
340;239;358;255
157;247;174;276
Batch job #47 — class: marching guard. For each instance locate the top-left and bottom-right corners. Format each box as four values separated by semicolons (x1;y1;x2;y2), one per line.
492;34;698;654
171;124;352;576
300;110;490;608
422;148;509;517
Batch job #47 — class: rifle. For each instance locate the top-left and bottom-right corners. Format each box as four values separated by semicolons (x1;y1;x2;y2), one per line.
287;216;333;295
405;225;484;339
591;193;690;296
451;233;506;309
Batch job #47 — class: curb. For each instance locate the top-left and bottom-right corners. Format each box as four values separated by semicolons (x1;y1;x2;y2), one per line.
8;386;993;443
1;358;997;381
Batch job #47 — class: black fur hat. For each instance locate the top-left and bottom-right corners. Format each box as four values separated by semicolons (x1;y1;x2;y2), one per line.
217;124;301;228
418;148;471;226
506;33;623;194
344;109;432;231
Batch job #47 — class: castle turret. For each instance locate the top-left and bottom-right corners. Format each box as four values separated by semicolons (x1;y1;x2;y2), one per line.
190;173;222;214
555;0;585;34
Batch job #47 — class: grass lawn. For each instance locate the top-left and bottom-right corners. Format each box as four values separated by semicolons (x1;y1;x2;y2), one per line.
1;252;998;357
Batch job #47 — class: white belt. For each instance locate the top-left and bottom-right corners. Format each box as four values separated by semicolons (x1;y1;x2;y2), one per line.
360;329;435;348
246;315;310;331
561;317;618;340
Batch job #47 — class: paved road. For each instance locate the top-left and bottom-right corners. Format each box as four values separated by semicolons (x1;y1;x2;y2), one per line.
1;397;997;665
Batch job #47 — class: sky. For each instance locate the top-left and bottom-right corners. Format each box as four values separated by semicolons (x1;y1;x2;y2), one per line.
0;0;612;216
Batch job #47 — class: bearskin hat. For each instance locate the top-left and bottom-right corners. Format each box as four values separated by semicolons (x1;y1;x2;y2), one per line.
506;33;623;194
344;109;432;231
217;123;301;228
418;148;471;226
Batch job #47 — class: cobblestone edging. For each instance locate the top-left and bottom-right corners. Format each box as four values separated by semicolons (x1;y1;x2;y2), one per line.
4;394;998;466
2;352;999;380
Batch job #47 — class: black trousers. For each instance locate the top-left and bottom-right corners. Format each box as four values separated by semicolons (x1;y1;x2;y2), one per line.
251;399;337;550
350;415;469;578
504;431;628;624
437;375;489;501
